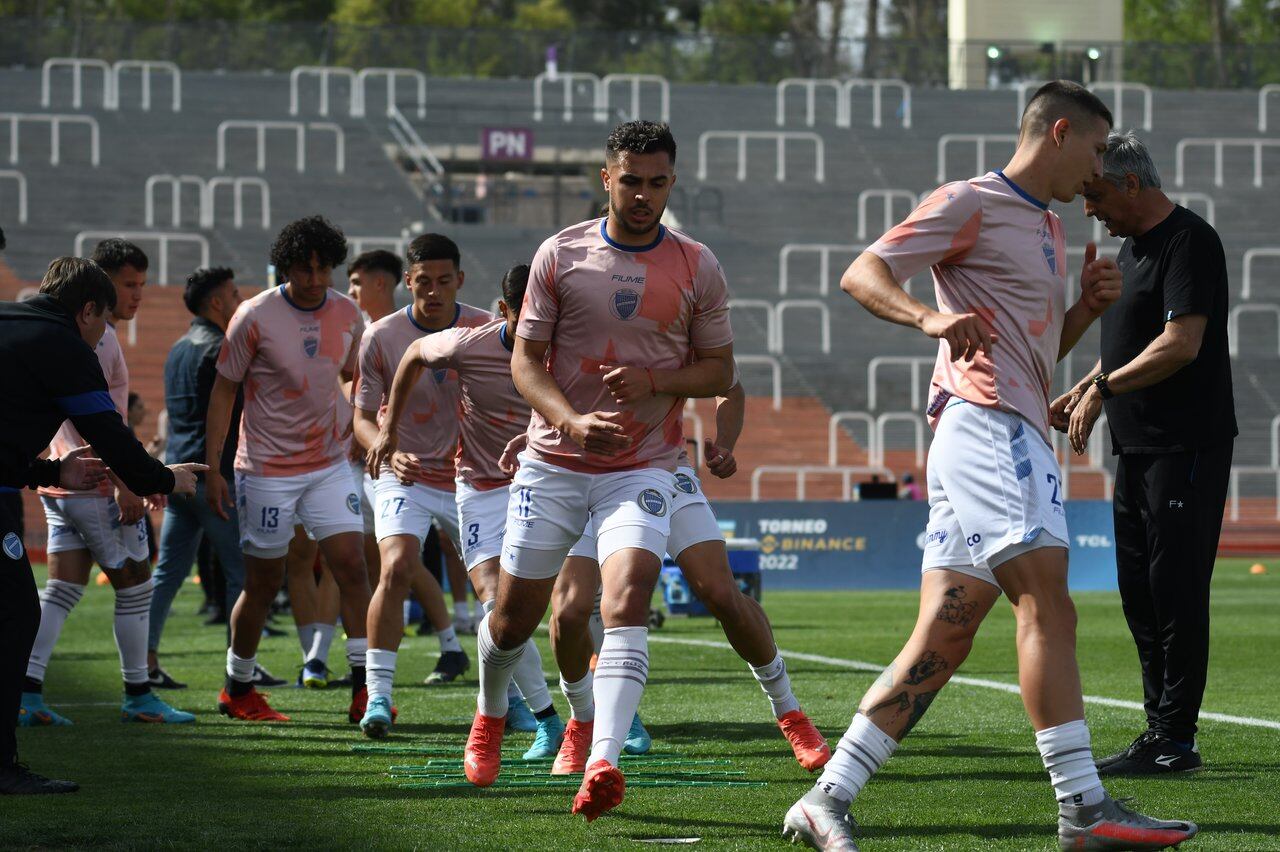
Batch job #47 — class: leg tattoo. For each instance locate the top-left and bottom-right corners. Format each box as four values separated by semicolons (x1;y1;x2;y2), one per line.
936;585;978;627
904;650;948;685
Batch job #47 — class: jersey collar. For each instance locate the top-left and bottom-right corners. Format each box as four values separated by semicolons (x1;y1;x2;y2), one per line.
599;217;666;253
406;303;460;333
995;170;1049;211
279;284;327;312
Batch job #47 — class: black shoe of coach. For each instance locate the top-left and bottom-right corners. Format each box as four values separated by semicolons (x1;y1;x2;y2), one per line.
0;762;79;795
1097;731;1203;776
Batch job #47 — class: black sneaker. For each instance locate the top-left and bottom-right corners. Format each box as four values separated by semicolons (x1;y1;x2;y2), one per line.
0;763;79;795
1098;731;1202;776
250;664;287;688
147;666;188;690
424;649;470;685
203;609;227;626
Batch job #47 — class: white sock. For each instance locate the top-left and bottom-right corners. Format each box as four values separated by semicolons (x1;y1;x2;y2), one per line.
114;579;153;687
512;639;553;714
476;613;523;718
367;648;396;702
750;649;801;718
815;713;898;805
26;579;86;682
454;601;468;623
436;625;463;654
473;599;485;623
298;622;319;662
482;598;495;615
309;623;335;666
588;626;649;767
1036;720;1105;807
560;672;595;722
226;649;256;683
346;637;368;670
588;585;604;655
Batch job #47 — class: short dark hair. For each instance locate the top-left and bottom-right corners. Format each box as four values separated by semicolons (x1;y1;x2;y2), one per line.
406;233;460;269
501;264;530;313
270;215;348;275
39;257;117;316
91;238;149;273
349;249;403;282
1021;80;1114;138
606;120;677;165
0;226;6;252
184;266;235;315
128;391;141;410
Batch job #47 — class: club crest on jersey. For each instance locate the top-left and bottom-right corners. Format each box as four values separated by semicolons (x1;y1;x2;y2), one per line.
674;473;698;494
3;531;23;560
432;369;449;384
302;336;320;358
610;288;641;321
637;488;667;517
346;493;361;515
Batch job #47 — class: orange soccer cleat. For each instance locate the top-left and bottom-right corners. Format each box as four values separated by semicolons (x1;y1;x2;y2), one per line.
571;759;625;822
778;709;831;771
551;718;594;776
217;687;289;722
463;710;506;787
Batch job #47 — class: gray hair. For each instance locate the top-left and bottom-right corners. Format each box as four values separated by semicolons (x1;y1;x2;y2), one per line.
1102;130;1162;190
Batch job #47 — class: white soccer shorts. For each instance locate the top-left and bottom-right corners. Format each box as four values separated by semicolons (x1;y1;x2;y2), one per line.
236;461;366;558
455;478;508;570
349;461;376;533
565;466;722;562
372;476;461;549
921;399;1069;588
41;495;148;569
501;454;676;579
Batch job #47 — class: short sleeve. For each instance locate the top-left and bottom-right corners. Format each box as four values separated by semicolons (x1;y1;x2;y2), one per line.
353;332;385;412
690;246;733;350
867;182;983;284
342;310;365;376
419;328;464;371
517;237;558;342
1162;227;1222;321
216;306;257;382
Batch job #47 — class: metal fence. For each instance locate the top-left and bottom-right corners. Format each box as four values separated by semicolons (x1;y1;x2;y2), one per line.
3;18;1280;89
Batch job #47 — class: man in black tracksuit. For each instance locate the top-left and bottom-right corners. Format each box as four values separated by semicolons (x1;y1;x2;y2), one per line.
1055;132;1236;776
0;252;202;794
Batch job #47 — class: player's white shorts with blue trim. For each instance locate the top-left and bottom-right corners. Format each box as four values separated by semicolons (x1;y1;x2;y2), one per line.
455;478;508;570
372;476;460;549
236;461;366;558
921;400;1068;588
41;495;148;569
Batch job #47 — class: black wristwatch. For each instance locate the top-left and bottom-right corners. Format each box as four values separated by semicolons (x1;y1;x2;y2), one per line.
1092;372;1114;400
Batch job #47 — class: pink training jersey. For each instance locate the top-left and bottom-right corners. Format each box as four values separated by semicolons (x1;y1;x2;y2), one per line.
40;323;129;499
418;319;531;491
518;218;734;474
868;171;1067;443
217;286;364;477
355;303;492;489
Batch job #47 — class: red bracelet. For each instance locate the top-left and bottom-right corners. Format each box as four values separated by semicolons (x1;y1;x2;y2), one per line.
645;368;657;396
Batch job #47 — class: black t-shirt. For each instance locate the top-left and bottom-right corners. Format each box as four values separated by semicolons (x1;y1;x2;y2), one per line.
1100;205;1237;454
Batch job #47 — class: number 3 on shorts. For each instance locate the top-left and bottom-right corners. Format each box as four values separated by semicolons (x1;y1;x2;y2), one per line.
467;522;480;548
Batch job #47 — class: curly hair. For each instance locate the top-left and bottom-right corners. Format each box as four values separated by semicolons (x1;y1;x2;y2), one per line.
183;266;235;315
91;238;149;273
269;215;348;276
606;120;677;165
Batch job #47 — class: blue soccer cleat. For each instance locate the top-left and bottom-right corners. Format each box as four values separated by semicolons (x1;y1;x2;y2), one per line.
506;695;538;733
523;713;566;760
360;694;395;739
121;692;196;724
18;692;72;727
623;711;652;755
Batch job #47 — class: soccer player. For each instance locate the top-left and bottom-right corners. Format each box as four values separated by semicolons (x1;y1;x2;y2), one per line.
781;82;1198;851
206;215;369;723
23;239;195;726
367;263;567;751
352;233;490;729
459;121;734;821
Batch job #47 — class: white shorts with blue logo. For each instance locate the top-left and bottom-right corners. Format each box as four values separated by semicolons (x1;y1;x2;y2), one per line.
572;465;722;562
372;476;461;550
350;461;376;533
921;400;1069;588
501;454;676;580
41;495;148;569
236;461;366;558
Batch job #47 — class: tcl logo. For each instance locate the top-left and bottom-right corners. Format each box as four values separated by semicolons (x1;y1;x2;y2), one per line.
1075;535;1113;548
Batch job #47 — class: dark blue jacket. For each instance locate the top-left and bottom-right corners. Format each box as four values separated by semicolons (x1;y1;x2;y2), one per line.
163;317;241;479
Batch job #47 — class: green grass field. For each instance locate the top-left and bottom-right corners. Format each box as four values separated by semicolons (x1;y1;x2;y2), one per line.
6;559;1279;851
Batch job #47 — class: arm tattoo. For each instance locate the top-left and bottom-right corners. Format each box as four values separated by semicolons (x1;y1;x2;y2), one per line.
904;650;948;685
936;584;979;627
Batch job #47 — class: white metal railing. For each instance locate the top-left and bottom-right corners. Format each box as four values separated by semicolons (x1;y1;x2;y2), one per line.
348;235;408;257
728;299;777;353
601;73;669;122
1175;137;1280;188
355;67;426;118
216;120;345;174
778;243;866;295
735;355;782;411
289;66;356;117
1229;466;1280;521
775;78;843;126
1088;81;1154;131
112;60;181;111
751;465;894;501
1227;303;1280;357
1;113;99;167
41;58;112;109
206;177;270;229
775;299;831;354
1013;80;1052;126
828;411;877;466
937;134;1018;183
857;188;918;240
388;105;445;218
867;355;933;411
1242;248;1280;300
1260;84;1280;132
0;170;28;224
1272;414;1280;468
696;131;825;183
144;175;203;227
875;411;926;467
73;230;209;286
846;78;912;129
533;72;604;122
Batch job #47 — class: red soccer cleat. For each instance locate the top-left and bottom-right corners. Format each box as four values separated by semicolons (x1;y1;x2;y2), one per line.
217;687;290;722
551;718;594;776
571;759;625;821
347;685;398;725
463;710;506;787
778;709;831;771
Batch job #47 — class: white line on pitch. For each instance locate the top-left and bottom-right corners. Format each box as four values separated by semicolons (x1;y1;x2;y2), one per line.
647;635;1280;732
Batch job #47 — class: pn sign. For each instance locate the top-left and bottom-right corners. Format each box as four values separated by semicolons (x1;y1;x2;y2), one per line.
481;127;534;161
